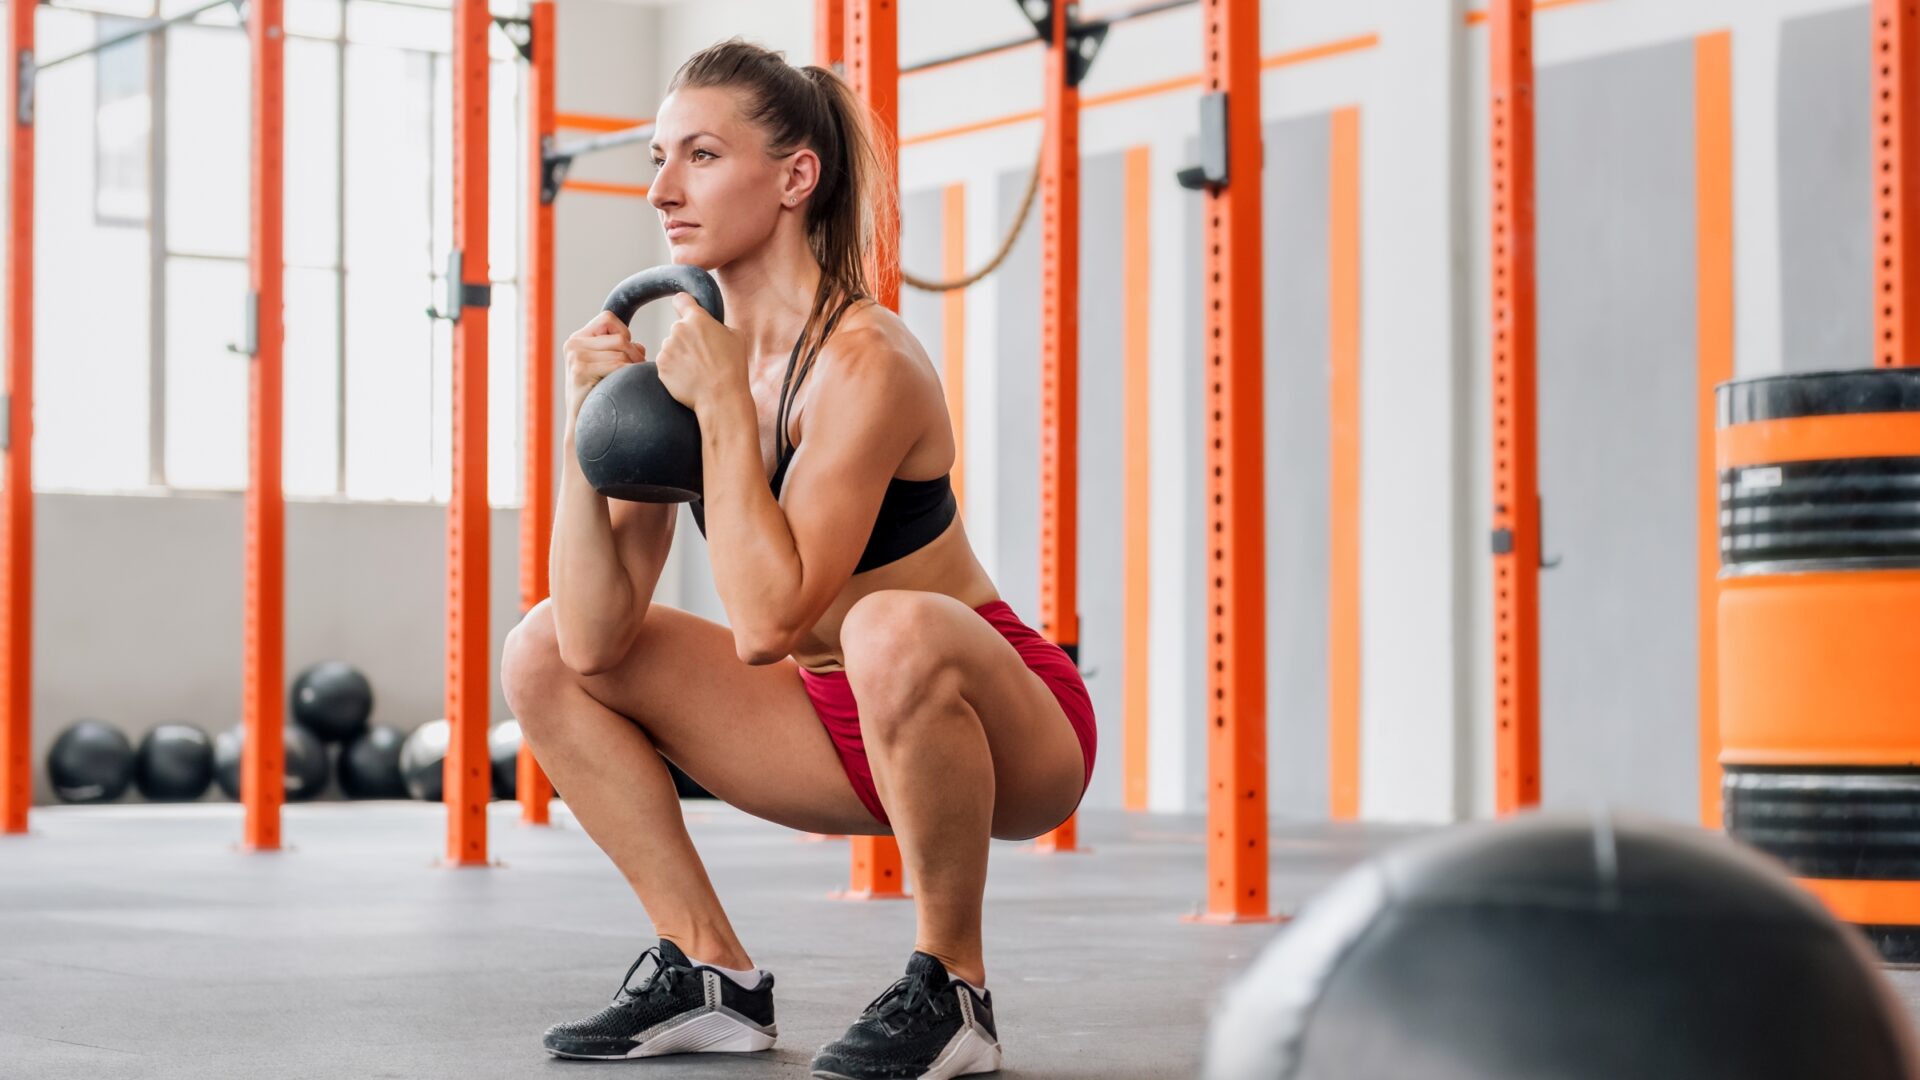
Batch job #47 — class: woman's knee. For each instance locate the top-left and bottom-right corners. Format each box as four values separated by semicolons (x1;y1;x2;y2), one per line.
842;592;968;734
500;600;572;721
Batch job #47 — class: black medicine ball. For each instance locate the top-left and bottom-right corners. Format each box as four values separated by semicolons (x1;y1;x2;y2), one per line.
213;723;331;802
46;719;135;803
134;723;214;801
289;661;374;744
1204;812;1920;1080
338;724;408;800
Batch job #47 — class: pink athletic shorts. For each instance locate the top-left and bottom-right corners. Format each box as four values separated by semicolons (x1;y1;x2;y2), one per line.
798;599;1097;825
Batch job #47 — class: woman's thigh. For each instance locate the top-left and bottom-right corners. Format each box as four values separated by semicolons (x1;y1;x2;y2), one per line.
842;592;1088;842
558;600;885;837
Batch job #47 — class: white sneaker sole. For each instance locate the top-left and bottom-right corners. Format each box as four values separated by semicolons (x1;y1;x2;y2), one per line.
547;1008;777;1060
810;1024;1003;1080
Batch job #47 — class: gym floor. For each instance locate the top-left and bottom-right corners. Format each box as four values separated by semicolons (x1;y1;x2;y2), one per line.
2;804;1428;1079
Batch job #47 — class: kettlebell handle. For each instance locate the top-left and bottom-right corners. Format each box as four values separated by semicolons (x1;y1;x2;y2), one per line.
602;264;726;326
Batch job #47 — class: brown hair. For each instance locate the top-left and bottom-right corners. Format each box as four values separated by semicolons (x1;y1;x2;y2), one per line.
666;38;895;357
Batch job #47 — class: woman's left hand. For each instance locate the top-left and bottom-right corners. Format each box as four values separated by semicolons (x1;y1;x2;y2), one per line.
656;292;750;416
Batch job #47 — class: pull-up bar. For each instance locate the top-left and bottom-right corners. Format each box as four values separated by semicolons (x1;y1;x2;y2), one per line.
540;123;654;204
37;0;241;71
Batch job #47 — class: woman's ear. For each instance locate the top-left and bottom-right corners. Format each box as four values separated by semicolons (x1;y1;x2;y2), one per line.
783;147;822;209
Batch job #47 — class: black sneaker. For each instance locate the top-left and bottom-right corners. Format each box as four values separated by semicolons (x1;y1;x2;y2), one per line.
810;952;1002;1080
542;939;777;1060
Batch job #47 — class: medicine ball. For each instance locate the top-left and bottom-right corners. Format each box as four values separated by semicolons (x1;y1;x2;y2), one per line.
1203;812;1920;1080
46;719;135;803
133;723;214;802
490;720;522;800
398;719;450;802
289;660;374;744
212;723;331;802
337;724;408;800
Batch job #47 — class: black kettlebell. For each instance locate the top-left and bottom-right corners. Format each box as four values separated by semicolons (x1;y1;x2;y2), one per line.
574;265;727;502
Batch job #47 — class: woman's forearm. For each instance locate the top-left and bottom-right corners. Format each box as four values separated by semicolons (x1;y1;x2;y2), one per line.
548;400;672;673
698;393;807;661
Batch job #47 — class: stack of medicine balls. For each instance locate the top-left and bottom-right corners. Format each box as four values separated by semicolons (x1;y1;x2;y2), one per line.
44;659;711;803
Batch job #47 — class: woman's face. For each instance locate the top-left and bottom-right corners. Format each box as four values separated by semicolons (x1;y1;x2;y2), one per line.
648;86;790;269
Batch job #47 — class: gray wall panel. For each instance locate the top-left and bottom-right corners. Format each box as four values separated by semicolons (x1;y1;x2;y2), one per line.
1536;42;1700;820
1078;150;1128;811
1182;146;1210;813
901;187;947;375
1262;114;1333;822
1780;5;1873;372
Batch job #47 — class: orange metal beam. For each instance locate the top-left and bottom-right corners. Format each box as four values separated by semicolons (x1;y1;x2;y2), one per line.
1695;32;1732;828
1121;145;1151;813
843;0;907;899
1464;0;1599;26
1875;0;1920;368
446;0;493;867
2;0;34;835
241;0;288;852
518;0;557;825
555;111;646;133
1328;107;1362;822
1195;0;1272;922
1035;0;1082;856
816;0;844;68
1490;0;1541;815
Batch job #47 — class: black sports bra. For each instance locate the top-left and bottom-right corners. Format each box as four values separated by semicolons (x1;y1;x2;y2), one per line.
692;294;958;574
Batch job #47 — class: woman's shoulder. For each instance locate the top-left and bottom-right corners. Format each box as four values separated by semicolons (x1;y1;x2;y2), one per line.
820;298;933;378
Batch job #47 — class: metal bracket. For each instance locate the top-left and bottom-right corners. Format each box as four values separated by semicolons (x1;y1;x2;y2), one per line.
492;15;533;63
16;50;33;126
540;135;571;206
1489;496;1562;570
0;394;10;453
427;249;492;322
226;291;259;356
1016;0;1107;86
1176;92;1229;191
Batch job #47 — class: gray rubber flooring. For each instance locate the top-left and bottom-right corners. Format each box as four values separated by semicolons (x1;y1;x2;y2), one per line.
7;802;1920;1080
0;802;1416;1080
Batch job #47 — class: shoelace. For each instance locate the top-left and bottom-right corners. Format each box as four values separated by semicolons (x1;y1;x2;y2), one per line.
861;973;948;1038
613;947;685;1006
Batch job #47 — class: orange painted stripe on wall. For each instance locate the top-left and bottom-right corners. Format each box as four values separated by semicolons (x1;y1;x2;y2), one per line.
942;183;967;508
900;34;1378;148
1121;146;1152;812
1328;107;1363;821
1694;31;1733;829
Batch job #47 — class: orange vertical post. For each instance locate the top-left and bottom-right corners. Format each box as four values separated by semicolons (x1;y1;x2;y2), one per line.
1327;107;1362;822
1121;145;1151;813
816;0;844;69
1035;0;1082;856
1695;32;1733;828
445;0;492;867
241;0;288;853
842;0;907;899
518;0;557;825
1490;0;1541;815
1876;0;1920;369
1194;0;1272;922
1;0;34;836
942;183;966;507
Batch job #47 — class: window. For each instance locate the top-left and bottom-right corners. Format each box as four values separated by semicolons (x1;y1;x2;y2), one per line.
94;15;153;226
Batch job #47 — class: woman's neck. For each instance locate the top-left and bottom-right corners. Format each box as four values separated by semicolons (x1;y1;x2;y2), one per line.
712;223;824;363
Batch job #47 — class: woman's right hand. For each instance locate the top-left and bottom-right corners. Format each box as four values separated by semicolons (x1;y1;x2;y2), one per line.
565;311;647;407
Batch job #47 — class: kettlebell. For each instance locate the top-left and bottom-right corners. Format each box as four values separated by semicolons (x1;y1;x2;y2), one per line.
574;264;727;502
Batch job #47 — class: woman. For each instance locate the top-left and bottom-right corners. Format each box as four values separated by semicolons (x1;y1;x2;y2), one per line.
499;38;1096;1080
